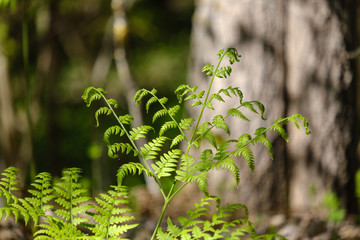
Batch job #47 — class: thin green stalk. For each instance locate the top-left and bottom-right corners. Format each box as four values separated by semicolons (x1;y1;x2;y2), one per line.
96;90;166;198
148;90;189;142
186;50;228;154
151;184;175;240
150;51;230;239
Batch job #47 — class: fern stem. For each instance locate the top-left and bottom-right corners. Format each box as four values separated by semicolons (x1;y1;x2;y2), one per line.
148;90;189;142
235;116;292;149
168;182;188;202
187;50;228;153
151;183;176;240
70;174;74;225
97;90;166;197
192;104;242;144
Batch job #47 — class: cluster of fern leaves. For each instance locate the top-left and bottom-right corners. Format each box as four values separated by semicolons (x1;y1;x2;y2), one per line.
0;48;310;239
0;167;137;239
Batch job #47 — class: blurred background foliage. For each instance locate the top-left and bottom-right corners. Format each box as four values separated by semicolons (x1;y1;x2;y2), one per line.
0;0;194;193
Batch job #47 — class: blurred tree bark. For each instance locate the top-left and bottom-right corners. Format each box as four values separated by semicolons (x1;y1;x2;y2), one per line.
190;0;358;214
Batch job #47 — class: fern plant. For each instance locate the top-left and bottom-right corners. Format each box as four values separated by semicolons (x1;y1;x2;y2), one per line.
0;167;137;239
0;48;310;239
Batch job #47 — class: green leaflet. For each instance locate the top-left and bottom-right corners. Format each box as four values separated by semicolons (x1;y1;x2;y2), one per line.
212;115;230;135
108;142;137;158
117;162;153;186
196;122;217;149
152;149;182;178
140;136;168;161
129;125;154;141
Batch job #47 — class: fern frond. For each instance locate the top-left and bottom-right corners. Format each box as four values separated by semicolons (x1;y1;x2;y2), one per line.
286;114;311;135
12;199;31;225
196;122;217;149
91;185;138;238
175;154;196;182
238;147;255;173
108;143;137;158
107;98;119;108
82;87;106;107
158;96;168;105
184;92;198;102
0;206;19;223
159;196;256;239
219;86;243;101
194;172;209;196
270;123;289;142
103;126;126;145
197;90;205;99
233;135;255;173
166;218;182;238
252;128;273;160
175;84;197;103
191;100;203;107
242;101;267;120
94;106;112;127
140;136;168;161
179;118;195;131
205;101;215;110
210;93;225;102
152;149;182;178
14;172;54;226
215;65;232;79
215;157;240;186
197;149;213;172
117;162;153;185
35;218;84;239
159;120;177;136
0;170;55;226
212;115;230;135
178;197;212;228
153;108;168;122
178;86;205;106
0;167;20;205
52;168;91;226
156;227;177;240
32;168;94;239
228;108;249;121
146;96;158;113
129;125;154;141
170;134;185;148
168;105;180;117
223;48;242;64
118;114;134;125
213;141;230;162
134;88;153;106
201;64;214;77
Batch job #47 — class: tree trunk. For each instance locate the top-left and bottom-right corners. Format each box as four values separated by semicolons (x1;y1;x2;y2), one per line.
189;0;358;214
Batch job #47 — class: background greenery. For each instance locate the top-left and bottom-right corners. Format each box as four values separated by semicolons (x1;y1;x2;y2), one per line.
0;0;194;193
